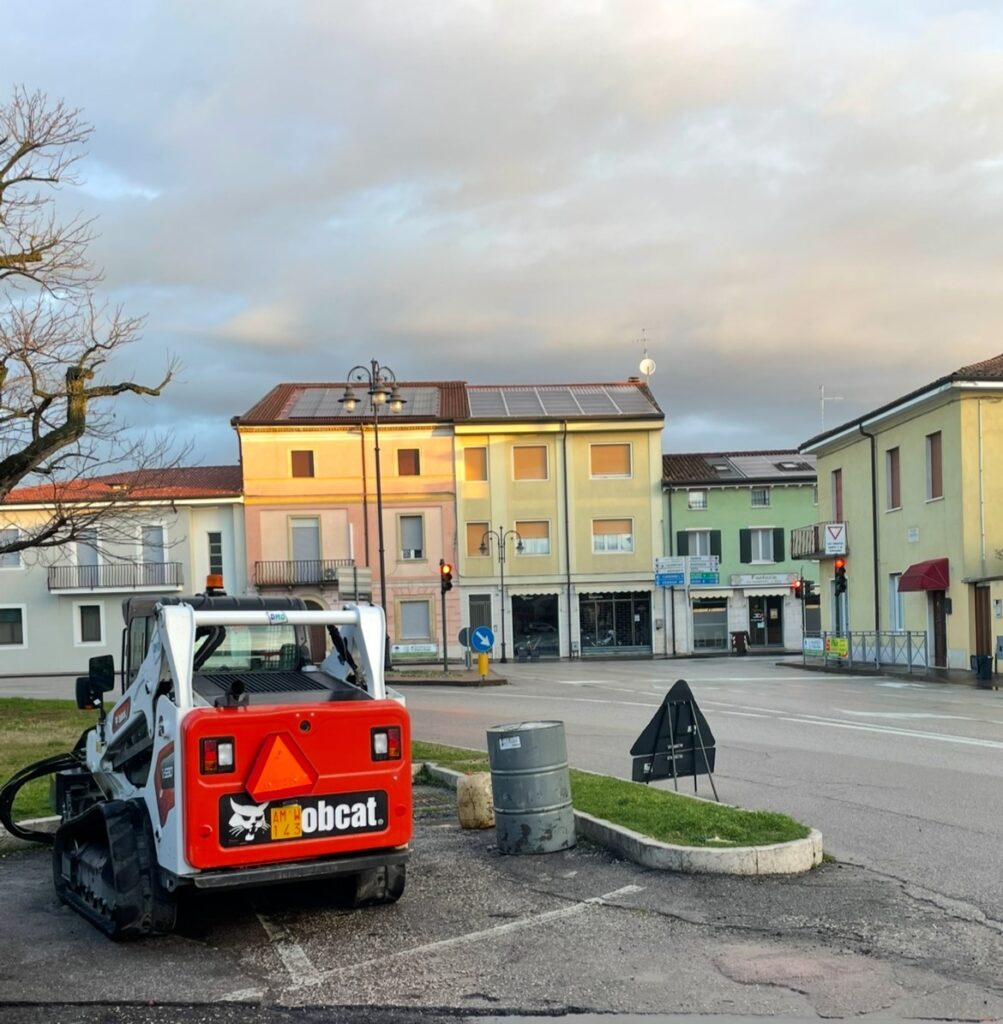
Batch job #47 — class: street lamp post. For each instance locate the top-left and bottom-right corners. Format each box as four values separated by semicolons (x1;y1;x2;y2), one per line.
480;525;523;663
339;360;406;628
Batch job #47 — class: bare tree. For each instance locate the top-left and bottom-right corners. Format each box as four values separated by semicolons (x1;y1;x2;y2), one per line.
0;87;184;559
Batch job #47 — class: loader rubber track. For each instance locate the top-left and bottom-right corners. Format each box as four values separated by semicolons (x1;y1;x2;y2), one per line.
53;798;176;940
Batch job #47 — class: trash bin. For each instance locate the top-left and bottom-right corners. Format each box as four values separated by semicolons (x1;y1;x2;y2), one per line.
486;720;575;855
730;630;749;655
971;654;993;689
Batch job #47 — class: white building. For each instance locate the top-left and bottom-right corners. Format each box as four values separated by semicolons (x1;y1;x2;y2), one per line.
0;466;244;679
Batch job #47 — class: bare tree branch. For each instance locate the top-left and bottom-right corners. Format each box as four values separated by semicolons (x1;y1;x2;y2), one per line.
0;86;185;562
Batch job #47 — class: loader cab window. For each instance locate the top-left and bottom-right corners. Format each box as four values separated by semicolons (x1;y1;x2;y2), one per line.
193;624;305;673
126;615;156;688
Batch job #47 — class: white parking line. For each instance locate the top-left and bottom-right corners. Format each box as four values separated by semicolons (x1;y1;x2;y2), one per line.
257;912;324;988
315;884;645;982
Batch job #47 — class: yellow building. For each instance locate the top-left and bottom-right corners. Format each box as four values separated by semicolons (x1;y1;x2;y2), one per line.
799;353;1003;672
455;382;664;661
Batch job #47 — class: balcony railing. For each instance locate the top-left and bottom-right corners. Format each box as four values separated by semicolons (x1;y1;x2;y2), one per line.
790;521;848;560
253;559;360;588
48;562;184;592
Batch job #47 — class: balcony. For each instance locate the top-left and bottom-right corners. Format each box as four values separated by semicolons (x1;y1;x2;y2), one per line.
253;559;369;596
790;522;848;560
48;562;184;592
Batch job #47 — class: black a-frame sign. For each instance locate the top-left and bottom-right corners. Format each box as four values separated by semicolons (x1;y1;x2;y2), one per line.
630;679;719;800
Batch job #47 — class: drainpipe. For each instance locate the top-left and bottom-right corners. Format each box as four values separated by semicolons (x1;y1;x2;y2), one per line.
857;424;880;632
666;480;676;655
562;422;573;655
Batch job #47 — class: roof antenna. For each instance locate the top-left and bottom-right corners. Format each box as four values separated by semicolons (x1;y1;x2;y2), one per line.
639;329;656;384
819;384;843;430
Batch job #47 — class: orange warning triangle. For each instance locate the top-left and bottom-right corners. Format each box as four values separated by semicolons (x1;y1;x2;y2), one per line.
246;732;318;803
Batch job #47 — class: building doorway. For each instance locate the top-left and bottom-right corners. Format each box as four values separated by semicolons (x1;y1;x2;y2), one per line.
974;585;991;657
930;590;948;667
691;598;728;651
511;594;560;658
747;595;784;647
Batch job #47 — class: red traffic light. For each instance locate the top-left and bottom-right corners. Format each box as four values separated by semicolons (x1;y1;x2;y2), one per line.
834;557;846;570
440;560;454;593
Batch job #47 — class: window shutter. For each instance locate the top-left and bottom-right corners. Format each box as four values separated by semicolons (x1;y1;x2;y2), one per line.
739;529;751;564
773;528;785;562
710;531;722;558
676;531;689;556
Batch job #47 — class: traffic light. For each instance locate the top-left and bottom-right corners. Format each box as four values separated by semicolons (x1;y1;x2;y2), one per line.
803;580;815;599
791;578;803;601
440;559;454;593
834;558;847;595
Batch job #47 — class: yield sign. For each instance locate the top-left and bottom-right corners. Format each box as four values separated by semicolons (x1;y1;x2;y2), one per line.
824;523;846;555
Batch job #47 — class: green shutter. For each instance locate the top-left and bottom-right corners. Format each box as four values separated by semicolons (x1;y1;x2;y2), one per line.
710;531;722;558
773;527;785;562
676;531;689;556
739;529;751;564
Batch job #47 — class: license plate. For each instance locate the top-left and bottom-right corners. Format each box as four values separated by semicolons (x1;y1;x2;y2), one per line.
270;803;302;840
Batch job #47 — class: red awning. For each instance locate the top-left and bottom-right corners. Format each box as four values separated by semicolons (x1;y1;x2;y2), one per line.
898;558;949;592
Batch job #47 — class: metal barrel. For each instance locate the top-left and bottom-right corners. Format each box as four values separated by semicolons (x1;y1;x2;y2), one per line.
486;720;576;855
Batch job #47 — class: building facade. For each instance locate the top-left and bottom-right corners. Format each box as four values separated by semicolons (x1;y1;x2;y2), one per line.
0;467;244;677
663;452;819;654
799;352;1003;670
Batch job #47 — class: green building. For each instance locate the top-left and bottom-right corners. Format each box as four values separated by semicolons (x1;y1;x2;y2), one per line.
662;451;819;654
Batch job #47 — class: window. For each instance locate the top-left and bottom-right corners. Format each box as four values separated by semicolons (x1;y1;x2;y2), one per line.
466;522;489;557
589;443;631;478
886;447;901;510
687;491;707;510
0;528;20;569
291;450;315;478
513;445;548;481
889;573;904;631
926;431;943;499
812;484;818;506
469;594;491;631
290;517;321;582
77;528;99;587
208;532;224;577
397;448;420;476
399;600;431;640
141;524;167;585
77;604;103;645
831;468;843;521
751;486;770;508
399;515;424;560
0;607;24;647
515;521;550;555
687;530;712;556
592;518;633;554
739;527;784;564
464;447;488;481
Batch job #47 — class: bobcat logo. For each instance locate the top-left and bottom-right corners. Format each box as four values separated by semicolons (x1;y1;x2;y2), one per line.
228;797;269;841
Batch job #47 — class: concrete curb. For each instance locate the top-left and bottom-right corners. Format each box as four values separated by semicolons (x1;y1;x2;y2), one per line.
420;763;823;877
0;815;58;854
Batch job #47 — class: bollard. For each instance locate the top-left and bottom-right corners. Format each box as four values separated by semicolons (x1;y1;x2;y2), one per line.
477;652;489;679
486;720;575;855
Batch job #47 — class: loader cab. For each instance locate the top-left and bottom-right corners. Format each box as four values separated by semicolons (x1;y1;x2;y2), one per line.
120;591;312;691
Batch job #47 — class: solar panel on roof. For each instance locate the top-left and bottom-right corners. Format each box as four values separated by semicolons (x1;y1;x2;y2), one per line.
575;391;619;414
285;386;440;419
504;391;547;415
538;390;583;415
468;391;509;416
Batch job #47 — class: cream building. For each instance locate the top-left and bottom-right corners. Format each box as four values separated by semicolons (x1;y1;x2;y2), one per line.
799;352;1003;671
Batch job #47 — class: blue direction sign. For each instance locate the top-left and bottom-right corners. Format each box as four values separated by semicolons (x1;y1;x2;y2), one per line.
470;626;495;653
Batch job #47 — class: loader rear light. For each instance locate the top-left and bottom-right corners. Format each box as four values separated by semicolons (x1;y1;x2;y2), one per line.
371;726;402;761
200;737;235;774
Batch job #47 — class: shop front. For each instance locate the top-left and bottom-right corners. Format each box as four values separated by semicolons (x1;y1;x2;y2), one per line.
579;591;652;657
511;593;561;659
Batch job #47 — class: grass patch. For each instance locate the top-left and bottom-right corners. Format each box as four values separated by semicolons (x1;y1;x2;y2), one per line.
413;739;809;848
0;698;89;822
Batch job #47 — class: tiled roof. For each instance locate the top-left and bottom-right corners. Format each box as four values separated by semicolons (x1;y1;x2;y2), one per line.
236;382;469;425
662;450;816;485
3;465;243;505
802;350;1003;449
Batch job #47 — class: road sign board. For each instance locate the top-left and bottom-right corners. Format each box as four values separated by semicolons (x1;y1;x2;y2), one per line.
824;523;846;555
458;627;470;648
470;626;495;653
655;556;685;587
688;555;720;586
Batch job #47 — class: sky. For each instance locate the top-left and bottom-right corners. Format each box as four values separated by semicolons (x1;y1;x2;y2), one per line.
5;1;1003;465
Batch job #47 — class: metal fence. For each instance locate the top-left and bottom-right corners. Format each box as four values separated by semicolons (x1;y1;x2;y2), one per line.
803;630;928;672
253;559;356;587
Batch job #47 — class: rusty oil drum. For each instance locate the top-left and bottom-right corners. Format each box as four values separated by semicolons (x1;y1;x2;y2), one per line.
486;720;576;854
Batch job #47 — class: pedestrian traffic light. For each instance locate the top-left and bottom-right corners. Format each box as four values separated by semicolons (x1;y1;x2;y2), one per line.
440;560;454;593
834;558;847;595
791;579;803;600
